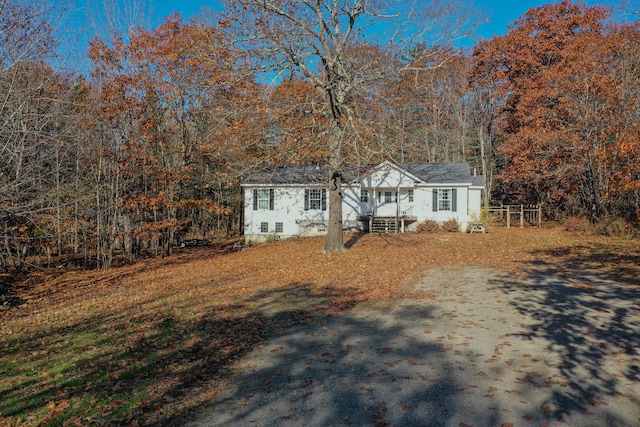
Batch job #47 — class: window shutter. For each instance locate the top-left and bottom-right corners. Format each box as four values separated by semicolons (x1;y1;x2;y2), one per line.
304;189;309;210
321;189;327;211
269;189;274;210
253;189;258;210
452;188;457;212
432;189;438;212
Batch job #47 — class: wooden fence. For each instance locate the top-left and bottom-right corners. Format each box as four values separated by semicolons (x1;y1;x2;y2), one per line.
487;204;542;227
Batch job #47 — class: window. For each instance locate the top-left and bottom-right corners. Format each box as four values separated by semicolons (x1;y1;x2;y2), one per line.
408;189;414;202
253;189;274;210
260;222;269;233
275;222;283;233
304;188;327;210
379;191;398;203
257;190;271;210
438;189;451;211
433;189;457;212
309;189;322;210
360;189;368;203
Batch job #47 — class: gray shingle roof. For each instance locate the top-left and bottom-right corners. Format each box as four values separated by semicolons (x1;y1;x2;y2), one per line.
404;163;473;184
471;175;484;187
242;162;477;185
242;165;331;185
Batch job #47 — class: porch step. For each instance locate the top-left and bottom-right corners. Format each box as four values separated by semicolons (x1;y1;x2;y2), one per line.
371;217;398;234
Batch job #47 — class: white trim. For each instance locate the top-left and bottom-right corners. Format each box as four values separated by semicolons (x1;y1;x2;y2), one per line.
348;160;425;185
420;183;472;187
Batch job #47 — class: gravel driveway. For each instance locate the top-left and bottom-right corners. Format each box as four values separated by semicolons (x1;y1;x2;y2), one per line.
187;266;640;426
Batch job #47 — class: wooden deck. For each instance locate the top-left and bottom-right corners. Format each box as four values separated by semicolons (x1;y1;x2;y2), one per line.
357;215;418;233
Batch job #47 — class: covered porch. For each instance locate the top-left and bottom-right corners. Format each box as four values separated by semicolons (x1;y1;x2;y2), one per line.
356;185;418;234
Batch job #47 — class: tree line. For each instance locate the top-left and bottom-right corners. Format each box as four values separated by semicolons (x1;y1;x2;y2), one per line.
1;0;639;269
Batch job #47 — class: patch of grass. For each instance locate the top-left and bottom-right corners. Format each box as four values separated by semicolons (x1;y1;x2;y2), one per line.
1;295;269;425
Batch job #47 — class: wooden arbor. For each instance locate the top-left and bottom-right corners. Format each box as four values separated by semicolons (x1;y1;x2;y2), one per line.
487;204;542;227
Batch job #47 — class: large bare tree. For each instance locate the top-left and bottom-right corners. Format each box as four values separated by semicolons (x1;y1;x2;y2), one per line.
226;0;480;252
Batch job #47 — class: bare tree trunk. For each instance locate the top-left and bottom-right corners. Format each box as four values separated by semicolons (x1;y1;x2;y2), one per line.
229;0;479;252
95;156;103;268
324;122;345;253
479;125;490;207
55;146;62;256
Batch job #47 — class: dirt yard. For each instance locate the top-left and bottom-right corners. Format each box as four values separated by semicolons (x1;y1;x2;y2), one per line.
1;228;639;426
188;265;640;426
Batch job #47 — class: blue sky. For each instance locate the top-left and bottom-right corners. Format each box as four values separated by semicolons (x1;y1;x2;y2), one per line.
66;1;634;43
148;0;630;42
58;0;633;71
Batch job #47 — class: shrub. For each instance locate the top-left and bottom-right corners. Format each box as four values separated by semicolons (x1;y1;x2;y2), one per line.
592;217;630;237
564;216;589;233
442;218;460;233
471;207;492;228
264;232;282;243
417;220;441;233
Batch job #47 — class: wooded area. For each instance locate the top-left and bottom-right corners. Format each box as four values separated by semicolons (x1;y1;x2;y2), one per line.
1;0;639;270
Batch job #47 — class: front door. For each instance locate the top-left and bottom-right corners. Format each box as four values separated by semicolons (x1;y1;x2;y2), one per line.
376;189;398;217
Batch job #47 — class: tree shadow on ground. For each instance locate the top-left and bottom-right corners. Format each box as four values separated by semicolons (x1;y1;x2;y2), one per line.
185;291;465;427
0;295;267;426
2;280;468;426
0;273;25;308
5;242;638;426
344;232;366;249
491;243;640;424
1;282;332;425
182;282;530;427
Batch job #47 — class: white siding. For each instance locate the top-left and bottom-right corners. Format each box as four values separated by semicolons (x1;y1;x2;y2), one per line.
242;162;484;240
244;184;371;242
468;187;483;220
341;185;365;221
417;187;472;231
244;187;328;242
362;167;414;188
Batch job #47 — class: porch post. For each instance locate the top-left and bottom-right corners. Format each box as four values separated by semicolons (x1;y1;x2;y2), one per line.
396;184;400;233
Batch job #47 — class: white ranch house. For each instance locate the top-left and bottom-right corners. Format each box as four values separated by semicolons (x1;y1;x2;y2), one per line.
242;161;484;243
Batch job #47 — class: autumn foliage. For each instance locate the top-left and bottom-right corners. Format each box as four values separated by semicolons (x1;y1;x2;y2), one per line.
2;1;640;424
1;0;640;271
473;0;640;222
